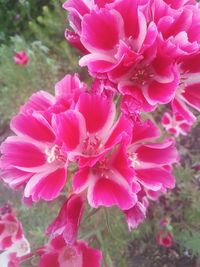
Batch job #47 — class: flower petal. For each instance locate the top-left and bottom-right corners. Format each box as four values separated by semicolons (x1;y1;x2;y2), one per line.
0;137;46;169
88;178;136;210
52;110;86;151
11;113;55;143
77;93;115;134
136;167;176;191
81;9;124;51
24;168;66;202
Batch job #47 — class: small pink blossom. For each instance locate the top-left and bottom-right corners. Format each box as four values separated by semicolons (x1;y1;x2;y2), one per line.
0;238;30;267
162;112;191;136
13;51;29;66
0;204;23;250
156;229;173;248
0;204;30;267
39;236;102;267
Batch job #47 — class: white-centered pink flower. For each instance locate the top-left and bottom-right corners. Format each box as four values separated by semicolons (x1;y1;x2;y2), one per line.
0;204;30;267
0;74;86;203
162;112;191;136
0;204;23;250
53;93;132;167
0;112;67;203
38;236;102;267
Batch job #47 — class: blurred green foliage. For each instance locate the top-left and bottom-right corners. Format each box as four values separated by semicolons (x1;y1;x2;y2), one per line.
0;0;80;128
0;35;57;127
0;0;54;43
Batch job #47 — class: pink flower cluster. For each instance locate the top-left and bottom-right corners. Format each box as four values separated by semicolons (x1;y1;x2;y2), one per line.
1;0;200;265
0;73;178;265
64;0;200;127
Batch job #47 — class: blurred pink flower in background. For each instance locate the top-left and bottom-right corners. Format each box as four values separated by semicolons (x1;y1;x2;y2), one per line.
0;204;30;267
38;236;102;267
13;51;29;66
162;112;192;136
156;229;173;248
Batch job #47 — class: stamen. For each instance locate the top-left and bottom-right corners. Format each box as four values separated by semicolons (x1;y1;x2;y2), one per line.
129;153;140;168
45;145;66;164
131;66;154;85
83;134;102;155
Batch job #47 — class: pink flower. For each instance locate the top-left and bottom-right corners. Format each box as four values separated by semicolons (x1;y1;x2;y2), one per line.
73;145;137;210
172;53;200;124
162;112;191;136
0;111;67;203
0;238;30;267
64;0;200;112
13;51;29;66
39;236;102;267
0;204;30;267
156;229;173;247
0;74;86;203
128;119;178;193
0;204;23;250
46;194;85;245
53;93;132;167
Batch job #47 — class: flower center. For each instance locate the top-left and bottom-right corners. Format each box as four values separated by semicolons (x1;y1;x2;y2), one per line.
129;153;140;168
63;247;77;259
131;66;154;85
45;145;66;164
83;135;102;155
93;158;110;178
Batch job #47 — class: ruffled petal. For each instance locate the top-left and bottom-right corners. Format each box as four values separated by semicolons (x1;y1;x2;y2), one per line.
136;167;176;191
52;110;86;151
136;139;178;165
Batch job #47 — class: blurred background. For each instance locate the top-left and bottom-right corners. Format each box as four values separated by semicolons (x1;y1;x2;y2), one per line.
0;1;200;267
